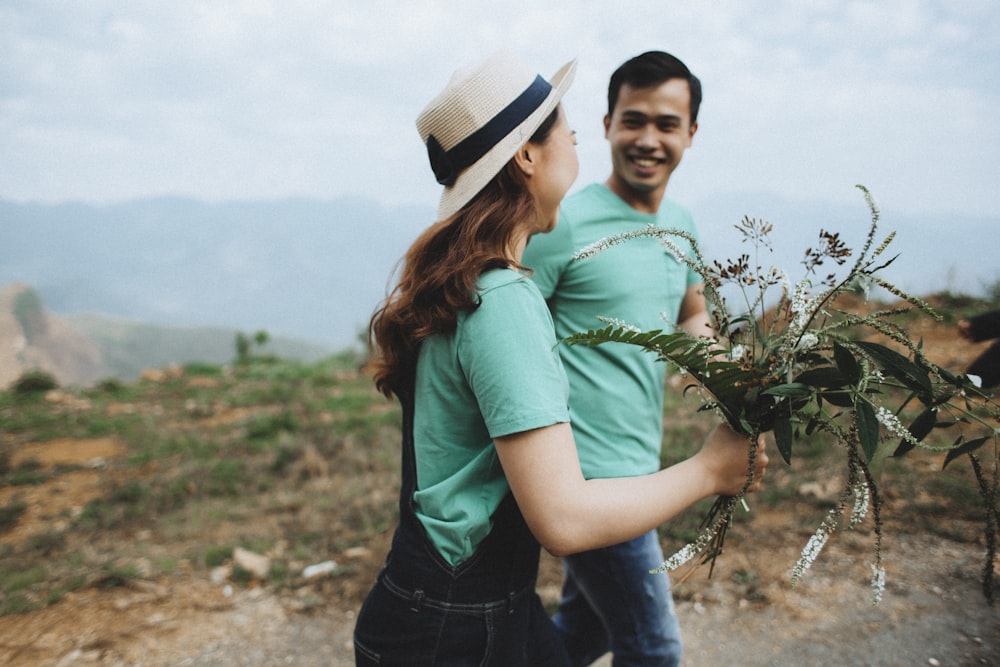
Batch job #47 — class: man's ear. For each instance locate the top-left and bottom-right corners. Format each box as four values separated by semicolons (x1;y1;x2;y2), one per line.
687;121;698;147
512;144;535;177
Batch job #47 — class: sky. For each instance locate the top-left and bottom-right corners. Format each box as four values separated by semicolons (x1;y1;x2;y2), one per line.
2;0;998;222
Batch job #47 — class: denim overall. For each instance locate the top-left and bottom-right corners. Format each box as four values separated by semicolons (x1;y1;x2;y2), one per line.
353;391;569;666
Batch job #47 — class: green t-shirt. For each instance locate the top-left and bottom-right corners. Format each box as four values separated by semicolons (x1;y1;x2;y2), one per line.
523;183;701;478
412;268;570;566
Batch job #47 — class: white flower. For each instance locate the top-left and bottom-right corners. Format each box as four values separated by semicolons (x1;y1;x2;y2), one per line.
790;280;814;330
655;542;701;572
870;563;886;605
597;316;641;333
849;483;869;528
967;373;983;389
875;406;920;447
795;333;820;352
791;526;830;585
778;271;792;299
858;275;873;300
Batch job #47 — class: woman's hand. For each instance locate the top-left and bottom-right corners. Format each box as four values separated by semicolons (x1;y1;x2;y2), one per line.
694;424;769;497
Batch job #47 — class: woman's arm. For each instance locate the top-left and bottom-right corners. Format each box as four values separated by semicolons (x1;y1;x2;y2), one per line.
494;422;766;557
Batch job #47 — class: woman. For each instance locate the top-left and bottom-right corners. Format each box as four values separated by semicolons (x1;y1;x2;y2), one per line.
354;52;767;666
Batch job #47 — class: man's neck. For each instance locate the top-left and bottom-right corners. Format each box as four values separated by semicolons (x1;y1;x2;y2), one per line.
604;176;666;215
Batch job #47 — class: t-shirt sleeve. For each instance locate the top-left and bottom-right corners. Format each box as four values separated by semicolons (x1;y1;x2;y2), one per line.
457;277;570;438
522;210;574;299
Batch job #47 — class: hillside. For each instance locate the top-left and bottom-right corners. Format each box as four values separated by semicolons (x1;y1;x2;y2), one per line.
0;284;105;388
0;283;338;388
0;292;998;664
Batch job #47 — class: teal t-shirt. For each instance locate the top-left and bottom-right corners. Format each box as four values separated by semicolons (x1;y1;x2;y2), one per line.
412;268;570;566
522;183;701;478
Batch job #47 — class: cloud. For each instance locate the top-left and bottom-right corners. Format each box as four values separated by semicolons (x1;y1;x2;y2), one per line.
1;1;998;220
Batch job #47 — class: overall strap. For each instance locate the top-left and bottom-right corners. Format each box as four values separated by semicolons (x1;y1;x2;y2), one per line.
396;386;419;526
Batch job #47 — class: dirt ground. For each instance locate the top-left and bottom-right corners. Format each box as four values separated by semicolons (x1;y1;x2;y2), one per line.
2;300;999;666
1;439;997;667
1;527;997;666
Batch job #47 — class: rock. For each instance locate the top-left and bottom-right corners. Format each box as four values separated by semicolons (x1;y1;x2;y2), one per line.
302;560;337;579
211;565;232;584
342;546;372;560
233;547;271;579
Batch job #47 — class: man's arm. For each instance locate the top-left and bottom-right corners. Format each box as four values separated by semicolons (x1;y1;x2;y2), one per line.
676;282;714;340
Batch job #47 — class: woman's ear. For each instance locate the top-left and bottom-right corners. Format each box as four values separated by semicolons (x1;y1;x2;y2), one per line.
512;144;535;177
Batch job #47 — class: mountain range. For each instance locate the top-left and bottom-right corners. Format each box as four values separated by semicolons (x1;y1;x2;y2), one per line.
0;283;336;387
1;192;996;355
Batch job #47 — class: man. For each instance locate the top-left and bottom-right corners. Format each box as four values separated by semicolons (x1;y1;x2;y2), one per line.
523;51;712;666
959;310;1000;389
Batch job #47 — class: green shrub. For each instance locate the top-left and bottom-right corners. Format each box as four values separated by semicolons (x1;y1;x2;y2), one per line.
95;377;126;395
12;370;58;395
247;412;299;440
1;563;46;594
205;459;244;497
5;460;47;486
183;362;224;376
204;545;233;568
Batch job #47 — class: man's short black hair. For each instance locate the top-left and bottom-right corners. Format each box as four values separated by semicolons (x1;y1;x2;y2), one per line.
607;51;702;123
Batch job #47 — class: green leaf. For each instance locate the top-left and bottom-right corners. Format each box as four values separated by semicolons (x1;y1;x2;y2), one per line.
820;390;855;408
907;407;938;440
853;341;932;394
833;342;862;384
773;410;794;464
855;399;880;462
942;436;991;469
795;367;848;388
892;439;914;457
891;407;937;457
761;383;813;399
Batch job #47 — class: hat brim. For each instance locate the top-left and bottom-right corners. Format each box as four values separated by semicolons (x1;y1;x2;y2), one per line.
435;59;577;221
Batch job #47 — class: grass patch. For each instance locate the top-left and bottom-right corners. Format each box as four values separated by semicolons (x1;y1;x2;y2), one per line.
0;500;28;532
1;337;985;619
4;460;47;486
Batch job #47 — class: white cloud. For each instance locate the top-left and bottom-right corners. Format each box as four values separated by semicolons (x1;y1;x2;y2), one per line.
0;0;997;219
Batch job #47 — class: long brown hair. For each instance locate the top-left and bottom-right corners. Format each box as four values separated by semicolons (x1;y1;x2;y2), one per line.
368;110;560;399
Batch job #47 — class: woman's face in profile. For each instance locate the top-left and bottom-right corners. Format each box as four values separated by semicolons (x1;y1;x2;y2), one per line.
527;105;579;233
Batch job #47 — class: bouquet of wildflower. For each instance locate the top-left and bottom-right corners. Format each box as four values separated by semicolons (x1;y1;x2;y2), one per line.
564;186;1000;604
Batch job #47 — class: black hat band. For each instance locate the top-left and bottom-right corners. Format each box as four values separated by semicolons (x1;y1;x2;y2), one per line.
426;75;552;186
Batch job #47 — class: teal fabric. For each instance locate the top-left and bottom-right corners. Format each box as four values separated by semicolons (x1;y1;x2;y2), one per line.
412;268;570;566
523;183;700;478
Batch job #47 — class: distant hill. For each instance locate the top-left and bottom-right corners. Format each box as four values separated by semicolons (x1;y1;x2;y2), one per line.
1;193;996;354
66;312;336;381
0;196;432;350
0;283;336;387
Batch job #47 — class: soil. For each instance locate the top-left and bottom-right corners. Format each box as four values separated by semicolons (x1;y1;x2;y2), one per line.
2;435;998;666
2;514;998;666
2;296;999;666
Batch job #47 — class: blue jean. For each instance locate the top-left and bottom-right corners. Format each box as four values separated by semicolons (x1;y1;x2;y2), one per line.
354;564;567;666
554;530;682;667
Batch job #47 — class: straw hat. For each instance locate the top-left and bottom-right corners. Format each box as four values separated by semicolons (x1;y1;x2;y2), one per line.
416;51;577;221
